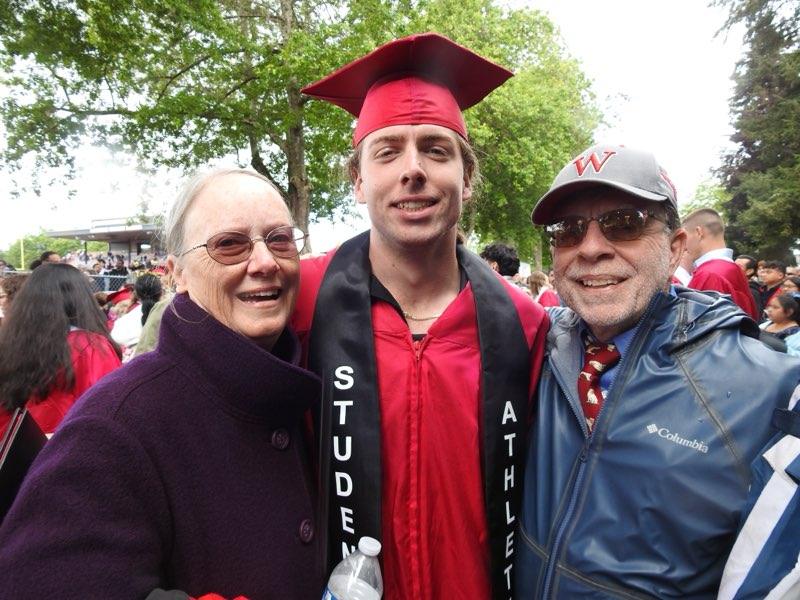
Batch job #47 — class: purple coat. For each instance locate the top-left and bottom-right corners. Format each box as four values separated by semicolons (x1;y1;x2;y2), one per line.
0;294;323;599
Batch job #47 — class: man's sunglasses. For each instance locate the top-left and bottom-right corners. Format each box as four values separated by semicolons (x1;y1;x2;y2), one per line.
546;208;663;248
180;226;307;265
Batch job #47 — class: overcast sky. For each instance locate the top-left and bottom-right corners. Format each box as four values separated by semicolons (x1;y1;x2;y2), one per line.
0;0;745;252
531;0;744;199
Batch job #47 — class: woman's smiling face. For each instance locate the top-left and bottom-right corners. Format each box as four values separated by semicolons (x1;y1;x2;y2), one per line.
169;173;299;350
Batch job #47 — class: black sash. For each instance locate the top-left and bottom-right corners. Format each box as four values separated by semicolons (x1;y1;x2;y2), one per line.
308;231;531;598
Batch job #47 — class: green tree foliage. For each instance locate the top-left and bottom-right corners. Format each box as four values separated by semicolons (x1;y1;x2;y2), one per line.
713;0;800;260
405;0;598;265
0;0;599;259
680;180;731;219
0;232;106;269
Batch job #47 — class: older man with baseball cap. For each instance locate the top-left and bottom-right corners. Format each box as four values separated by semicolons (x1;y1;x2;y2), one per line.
295;33;548;599
515;144;799;598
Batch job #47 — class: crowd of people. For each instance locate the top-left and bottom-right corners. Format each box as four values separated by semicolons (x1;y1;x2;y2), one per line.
0;32;798;600
1;250;168;291
42;250;166;275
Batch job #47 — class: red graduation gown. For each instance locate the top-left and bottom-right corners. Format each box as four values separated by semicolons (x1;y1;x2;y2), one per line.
689;259;759;320
0;330;121;436
292;250;547;600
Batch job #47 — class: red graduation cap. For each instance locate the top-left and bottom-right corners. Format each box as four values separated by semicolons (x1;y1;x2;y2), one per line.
302;32;513;146
106;285;133;306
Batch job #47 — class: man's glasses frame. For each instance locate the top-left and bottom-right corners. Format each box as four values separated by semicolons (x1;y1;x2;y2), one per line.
180;226;307;265
546;208;664;248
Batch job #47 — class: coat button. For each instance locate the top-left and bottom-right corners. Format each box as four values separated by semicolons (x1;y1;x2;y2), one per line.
299;518;314;543
271;428;290;450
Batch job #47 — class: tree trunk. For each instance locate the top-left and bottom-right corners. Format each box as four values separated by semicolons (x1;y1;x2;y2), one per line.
285;83;311;246
532;236;542;272
248;99;312;254
279;0;311;252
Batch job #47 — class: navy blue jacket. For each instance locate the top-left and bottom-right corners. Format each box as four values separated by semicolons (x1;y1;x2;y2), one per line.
516;289;800;599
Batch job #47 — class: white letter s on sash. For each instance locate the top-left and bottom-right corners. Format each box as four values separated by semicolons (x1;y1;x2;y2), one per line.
334;365;355;390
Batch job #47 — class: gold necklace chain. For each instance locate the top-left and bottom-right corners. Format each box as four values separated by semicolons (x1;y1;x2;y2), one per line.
402;311;442;322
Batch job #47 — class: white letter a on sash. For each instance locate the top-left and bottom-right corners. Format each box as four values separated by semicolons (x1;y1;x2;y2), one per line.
502;400;518;424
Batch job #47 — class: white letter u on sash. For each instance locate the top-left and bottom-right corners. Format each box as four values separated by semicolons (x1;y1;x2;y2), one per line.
333;435;352;461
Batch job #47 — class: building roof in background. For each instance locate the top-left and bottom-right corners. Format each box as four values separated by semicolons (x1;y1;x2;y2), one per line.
46;218;161;246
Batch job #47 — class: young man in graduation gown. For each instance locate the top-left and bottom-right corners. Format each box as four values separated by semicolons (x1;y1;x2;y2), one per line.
293;33;548;599
683;208;759;320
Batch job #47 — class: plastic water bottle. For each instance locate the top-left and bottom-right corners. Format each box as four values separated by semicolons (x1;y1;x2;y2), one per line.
322;536;383;600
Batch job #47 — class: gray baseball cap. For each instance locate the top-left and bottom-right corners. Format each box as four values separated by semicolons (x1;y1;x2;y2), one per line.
531;144;678;225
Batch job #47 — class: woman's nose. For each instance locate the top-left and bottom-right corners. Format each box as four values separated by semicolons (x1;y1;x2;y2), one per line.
247;239;280;275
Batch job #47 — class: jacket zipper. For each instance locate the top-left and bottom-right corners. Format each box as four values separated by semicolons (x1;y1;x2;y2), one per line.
540;349;589;599
540;439;589;598
538;296;662;599
413;337;424;361
409;334;428;600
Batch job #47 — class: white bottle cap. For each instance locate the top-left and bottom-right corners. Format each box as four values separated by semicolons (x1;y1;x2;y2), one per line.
358;536;382;557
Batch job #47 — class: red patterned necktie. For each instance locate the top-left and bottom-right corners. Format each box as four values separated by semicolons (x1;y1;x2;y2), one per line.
577;336;620;433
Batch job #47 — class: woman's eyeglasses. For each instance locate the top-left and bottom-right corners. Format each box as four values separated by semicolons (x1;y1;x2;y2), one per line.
180;226;307;265
546;208;662;248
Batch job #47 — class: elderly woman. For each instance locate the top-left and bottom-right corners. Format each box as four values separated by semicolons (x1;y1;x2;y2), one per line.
0;169;322;598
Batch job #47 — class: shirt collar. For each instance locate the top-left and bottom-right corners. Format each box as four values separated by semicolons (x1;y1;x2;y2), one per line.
694;247;734;268
673;265;692;286
577;320;636;359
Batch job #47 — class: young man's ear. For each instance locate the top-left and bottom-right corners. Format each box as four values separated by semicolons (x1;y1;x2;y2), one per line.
462;175;473;202
462;164;474;202
354;173;366;205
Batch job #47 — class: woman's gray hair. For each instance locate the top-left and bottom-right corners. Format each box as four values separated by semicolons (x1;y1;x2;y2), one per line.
164;167;283;256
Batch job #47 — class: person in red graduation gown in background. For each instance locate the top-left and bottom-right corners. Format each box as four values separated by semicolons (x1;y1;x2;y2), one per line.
683;208;759;320
0;264;121;436
295;33;548;600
